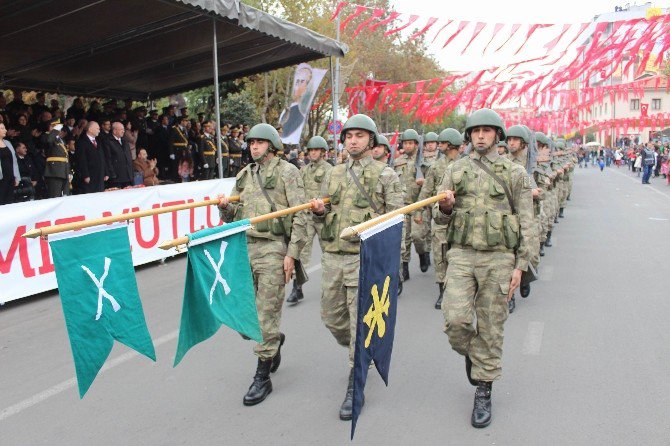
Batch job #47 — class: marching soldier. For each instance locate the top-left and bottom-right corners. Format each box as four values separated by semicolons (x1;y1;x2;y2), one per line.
505;125;542;307
43;118;70;198
533;133;555;257
286;136;332;305
198;121;218;180
395;129;431;279
435;108;536;428
169;115;190;180
411;131;439;276
311;114;403;421
371;134;392;165
217;124;308;406
417;128;463;309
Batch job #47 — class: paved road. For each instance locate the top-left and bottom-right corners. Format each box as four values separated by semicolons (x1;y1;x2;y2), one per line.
2;166;669;445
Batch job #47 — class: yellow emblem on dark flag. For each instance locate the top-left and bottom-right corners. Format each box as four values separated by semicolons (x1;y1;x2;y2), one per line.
363;275;391;348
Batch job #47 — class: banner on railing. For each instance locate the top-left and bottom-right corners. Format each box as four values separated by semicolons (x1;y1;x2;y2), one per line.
0;179;235;304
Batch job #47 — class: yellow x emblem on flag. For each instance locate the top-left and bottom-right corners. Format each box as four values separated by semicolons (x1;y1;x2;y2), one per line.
363;276;391;348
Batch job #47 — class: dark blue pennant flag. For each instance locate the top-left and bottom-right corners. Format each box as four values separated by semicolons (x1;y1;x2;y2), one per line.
351;215;403;439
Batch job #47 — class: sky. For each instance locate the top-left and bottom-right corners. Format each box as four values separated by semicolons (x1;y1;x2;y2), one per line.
387;0;662;74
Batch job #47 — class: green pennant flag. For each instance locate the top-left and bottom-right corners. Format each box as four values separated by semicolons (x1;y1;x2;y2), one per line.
49;225;156;398
174;219;262;366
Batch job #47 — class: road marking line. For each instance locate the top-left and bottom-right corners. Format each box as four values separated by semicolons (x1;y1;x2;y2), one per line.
609;169;670;201
649;217;668;221
0;330;178;423
522;322;545;356
540;265;554;282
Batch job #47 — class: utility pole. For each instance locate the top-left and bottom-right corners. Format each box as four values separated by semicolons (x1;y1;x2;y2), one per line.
331;6;341;151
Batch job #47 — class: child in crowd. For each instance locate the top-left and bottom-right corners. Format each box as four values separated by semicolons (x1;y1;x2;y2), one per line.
178;149;194;182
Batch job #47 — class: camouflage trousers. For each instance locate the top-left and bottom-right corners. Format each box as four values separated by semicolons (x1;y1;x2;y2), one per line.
411;215;431;253
442;246;514;382
559;181;568;208
248;238;287;360
402;215;429;262
539;204;549;243
432;223;449;283
298;220;324;267
321;251;360;367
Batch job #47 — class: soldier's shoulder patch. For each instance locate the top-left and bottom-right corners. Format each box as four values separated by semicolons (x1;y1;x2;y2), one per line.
522;175;532;189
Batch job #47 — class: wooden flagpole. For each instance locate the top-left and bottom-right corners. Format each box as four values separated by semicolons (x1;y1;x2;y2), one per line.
339;193;448;240
22;197;241;238
158;198;331;250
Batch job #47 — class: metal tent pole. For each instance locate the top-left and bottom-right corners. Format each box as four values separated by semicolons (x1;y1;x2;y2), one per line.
213;17;224;179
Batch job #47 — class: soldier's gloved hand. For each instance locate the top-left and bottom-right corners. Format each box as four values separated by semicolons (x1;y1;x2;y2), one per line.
416;178;425;186
414;213;423;225
438;190;455;214
203;163;209;169
217;194;229;209
283;256;295;284
508;269;522;301
169;154;175;160
311;198;325;215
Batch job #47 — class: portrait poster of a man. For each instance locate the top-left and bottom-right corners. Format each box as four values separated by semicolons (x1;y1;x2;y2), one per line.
279;63;327;144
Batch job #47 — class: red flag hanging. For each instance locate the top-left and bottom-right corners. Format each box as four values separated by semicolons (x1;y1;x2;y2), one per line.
431;20;453;44
329;2;349;22
340;5;367;32
353;8;385;37
385;14;419;36
641;103;649;118
495;24;521;53
461;22;486;55
483;23;505;54
544;24;572;52
409;17;438;40
368;11;401;32
442;21;469;49
515;24;553;55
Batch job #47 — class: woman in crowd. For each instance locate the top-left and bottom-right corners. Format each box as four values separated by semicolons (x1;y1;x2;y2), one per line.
123;120;139;159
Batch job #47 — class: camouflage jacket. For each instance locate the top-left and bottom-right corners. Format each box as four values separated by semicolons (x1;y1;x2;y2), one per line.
417;156;453;222
394;151;421;204
301;158;332;200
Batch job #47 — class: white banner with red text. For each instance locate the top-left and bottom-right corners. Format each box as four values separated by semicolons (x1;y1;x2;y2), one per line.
0;179;235;304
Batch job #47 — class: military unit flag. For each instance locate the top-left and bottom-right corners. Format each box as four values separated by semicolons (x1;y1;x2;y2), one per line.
351;215;403;438
174;219;262;366
49;224;156;398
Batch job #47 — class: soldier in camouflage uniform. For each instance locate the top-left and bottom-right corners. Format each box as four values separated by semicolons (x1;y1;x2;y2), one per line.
534;133;558;252
395;129;431;279
311;114;403;421
434;109;537;428
417;128;463;309
371;134;392;165
286;136;332;305
218;123;308;406
411;131;439;274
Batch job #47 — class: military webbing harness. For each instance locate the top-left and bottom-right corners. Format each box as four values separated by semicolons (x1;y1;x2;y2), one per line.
346;164;380;214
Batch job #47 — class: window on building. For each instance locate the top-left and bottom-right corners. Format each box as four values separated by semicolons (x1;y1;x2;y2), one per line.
630;99;640;111
599;105;602;116
604;103;608;114
652;98;661;110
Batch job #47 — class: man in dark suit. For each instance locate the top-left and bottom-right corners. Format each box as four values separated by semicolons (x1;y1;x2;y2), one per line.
42;118;70;198
107;121;133;188
153;115;171;178
76;121;108;193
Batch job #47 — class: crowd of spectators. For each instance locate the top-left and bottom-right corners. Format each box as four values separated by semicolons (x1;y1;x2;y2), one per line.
575;143;670;184
0;89;258;205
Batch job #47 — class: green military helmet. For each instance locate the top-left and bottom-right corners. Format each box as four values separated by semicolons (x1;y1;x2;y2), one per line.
376;134;391;151
497;141;508;148
400;128;420;143
464;108;506;141
506;125;530;143
424;131;439;143
438;128;464;146
534;132;550;146
339;114;378;145
555;140;566;150
306;135;328;151
246;123;283;152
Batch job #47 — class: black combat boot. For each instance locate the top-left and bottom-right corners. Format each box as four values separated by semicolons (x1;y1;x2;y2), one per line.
270;333;285;373
539;242;545;257
398;279;403;296
520;284;530;298
339;368;364;420
286;281;303;305
243;358;273;406
434;283;444;310
402;262;410;281
419;253;431;272
545;231;553;247
465;356;478;386
508;296;516;313
554;216;559;224
471;381;493;428
559;207;565;218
